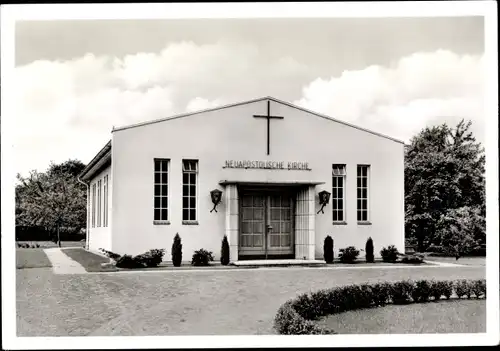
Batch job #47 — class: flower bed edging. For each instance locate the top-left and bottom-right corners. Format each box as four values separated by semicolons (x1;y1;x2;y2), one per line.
274;278;486;335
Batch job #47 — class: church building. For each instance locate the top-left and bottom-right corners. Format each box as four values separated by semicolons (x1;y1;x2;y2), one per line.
79;97;405;262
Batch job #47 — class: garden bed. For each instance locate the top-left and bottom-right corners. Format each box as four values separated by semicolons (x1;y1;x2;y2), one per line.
274;278;486;334
61;248;115;272
16;248;53;269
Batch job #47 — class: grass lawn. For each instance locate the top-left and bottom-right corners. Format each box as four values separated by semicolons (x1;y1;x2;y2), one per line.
61;248;113;272
316;299;486;334
424;256;486;266
16;249;53;269
16;241;85;248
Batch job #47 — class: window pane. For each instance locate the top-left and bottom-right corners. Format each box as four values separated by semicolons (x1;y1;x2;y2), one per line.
161;197;168;208
362;199;367;210
189;197;196;208
183;209;189;220
357;188;361;199
183;197;189;208
161;173;168;183
357;199;361;209
155;160;161;172
332;177;337;187
154;173;161;183
338;199;343;210
357;211;361;221
154;209;161;220
338;187;344;199
357;166;361;176
183;173;189;184
362;211;367;221
333;211;338;221
162;185;168;196
338;177;343;187
362;166;367;177
190;185;196;195
182;185;189;196
189;209;196;220
332;188;337;199
189;173;196;184
338;212;343;221
362;188;367;199
162;161;169;172
281;197;290;207
357;177;361;187
154;185;160;195
254;208;264;220
154;197;160;208
362;177;367;188
162;209;168;220
332;199;338;210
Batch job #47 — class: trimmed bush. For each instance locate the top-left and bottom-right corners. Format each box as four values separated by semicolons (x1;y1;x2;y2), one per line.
135;249;165;267
429;280;453;301
171;233;182;267
221;235;230;265
380;245;399;263
274;278;486;335
400;254;424;264
338;246;359;263
191;249;214;266
116;255;145;269
365;237;374;263
391;280;414;304
323;236;334;263
454;279;470;298
471;279;486;298
412;280;432;303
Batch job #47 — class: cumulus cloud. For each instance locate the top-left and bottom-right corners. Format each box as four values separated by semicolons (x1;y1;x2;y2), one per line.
13;44;484;176
295;50;484;143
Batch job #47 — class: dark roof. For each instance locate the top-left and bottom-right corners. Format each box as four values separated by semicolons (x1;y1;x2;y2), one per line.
78;140;112;182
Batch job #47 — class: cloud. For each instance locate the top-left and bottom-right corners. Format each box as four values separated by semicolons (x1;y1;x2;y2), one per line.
294;50;484;143
13;44;483;176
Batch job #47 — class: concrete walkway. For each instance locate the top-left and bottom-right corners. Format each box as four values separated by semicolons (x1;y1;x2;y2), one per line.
44;248;87;274
424;260;465;267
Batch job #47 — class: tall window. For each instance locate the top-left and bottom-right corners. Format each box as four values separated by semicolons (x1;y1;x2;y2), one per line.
332;164;346;222
154;159;169;222
97;179;102;227
182;160;198;222
357;165;370;222
91;184;96;228
103;175;108;227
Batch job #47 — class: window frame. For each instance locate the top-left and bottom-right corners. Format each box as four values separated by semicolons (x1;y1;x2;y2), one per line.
153;159;170;224
91;183;96;228
103;175;108;227
356;165;370;223
182;159;199;224
332;164;347;224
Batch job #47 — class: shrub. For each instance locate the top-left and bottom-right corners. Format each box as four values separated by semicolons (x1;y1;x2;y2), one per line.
274;301;331;335
338;246;359;263
370;282;392;306
220;235;230;265
171;233;183;267
191;249;214;266
429;280;453;301
323;236;334;263
454;279;470;298
391;280;414;304
365;237;374;263
35;243;40;248
380;245;399;263
471;279;486;298
400;254;424;264
116;255;146;269
135;249;165;267
412;280;432;303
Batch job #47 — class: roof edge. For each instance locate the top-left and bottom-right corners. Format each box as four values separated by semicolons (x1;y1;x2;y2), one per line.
78;140;112;181
112;95;405;145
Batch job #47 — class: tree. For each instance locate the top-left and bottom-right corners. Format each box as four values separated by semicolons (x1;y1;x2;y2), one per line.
405;120;485;252
16;161;87;246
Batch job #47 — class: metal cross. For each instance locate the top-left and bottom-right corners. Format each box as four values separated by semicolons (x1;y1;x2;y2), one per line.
253;100;284;155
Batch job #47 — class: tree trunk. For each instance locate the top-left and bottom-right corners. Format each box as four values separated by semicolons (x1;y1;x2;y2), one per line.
57;223;61;248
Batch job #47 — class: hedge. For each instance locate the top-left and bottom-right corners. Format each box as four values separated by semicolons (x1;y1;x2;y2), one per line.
274;278;486;335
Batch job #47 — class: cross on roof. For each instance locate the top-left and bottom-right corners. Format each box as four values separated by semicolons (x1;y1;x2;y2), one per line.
253;100;284;155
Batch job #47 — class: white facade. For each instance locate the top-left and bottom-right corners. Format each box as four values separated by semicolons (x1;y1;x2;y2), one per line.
80;97;405;262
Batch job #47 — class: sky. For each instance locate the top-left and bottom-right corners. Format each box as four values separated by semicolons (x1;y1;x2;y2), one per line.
12;16;485;176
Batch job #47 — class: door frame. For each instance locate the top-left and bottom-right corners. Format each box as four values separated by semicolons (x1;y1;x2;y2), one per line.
238;186;296;260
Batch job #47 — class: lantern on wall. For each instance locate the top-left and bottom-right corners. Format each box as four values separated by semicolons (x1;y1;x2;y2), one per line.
317;190;331;214
210;189;223;213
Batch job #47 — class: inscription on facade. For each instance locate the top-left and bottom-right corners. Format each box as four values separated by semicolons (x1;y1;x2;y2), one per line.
223;160;311;171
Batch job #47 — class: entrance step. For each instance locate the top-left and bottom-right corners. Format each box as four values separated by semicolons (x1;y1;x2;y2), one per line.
231;259;327;267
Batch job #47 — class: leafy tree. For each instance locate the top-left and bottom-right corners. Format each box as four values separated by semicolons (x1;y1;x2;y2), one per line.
405;120;485;252
15;161;87;246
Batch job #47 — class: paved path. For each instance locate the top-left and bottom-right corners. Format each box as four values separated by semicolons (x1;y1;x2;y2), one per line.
44;248;87;274
16;263;485;336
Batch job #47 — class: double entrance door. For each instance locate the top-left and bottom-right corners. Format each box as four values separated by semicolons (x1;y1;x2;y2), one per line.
239;189;294;259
